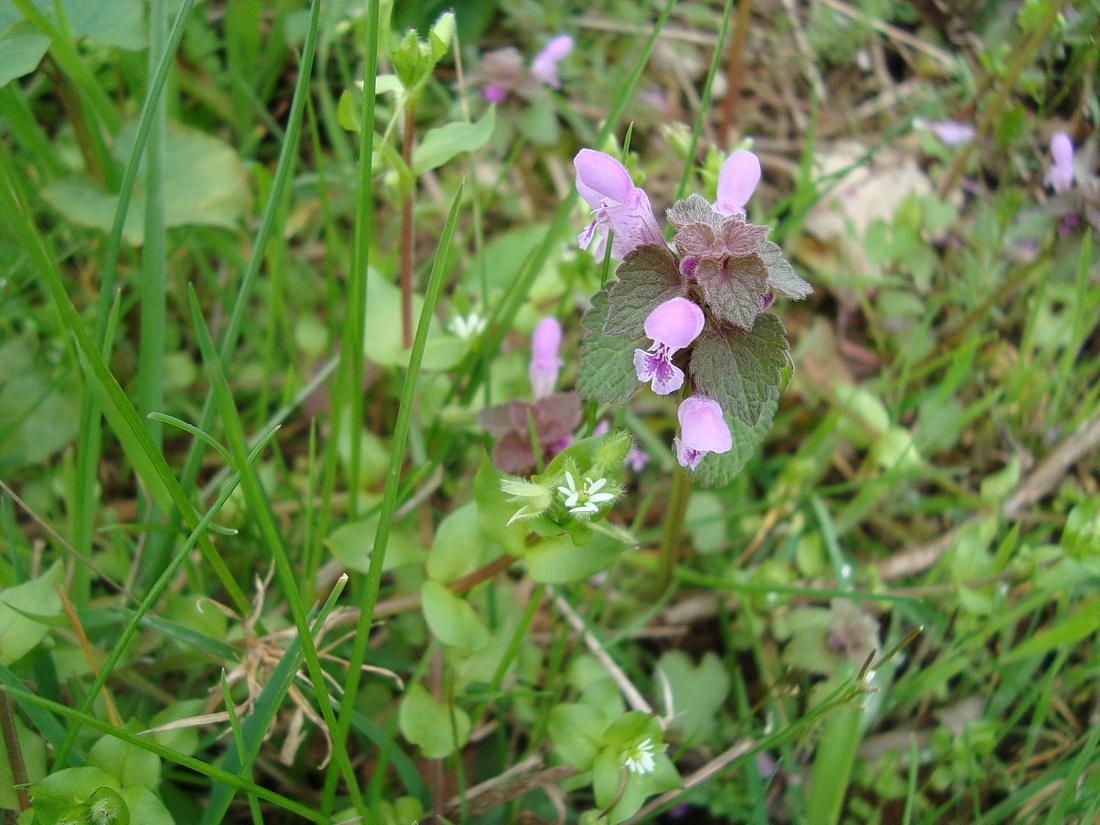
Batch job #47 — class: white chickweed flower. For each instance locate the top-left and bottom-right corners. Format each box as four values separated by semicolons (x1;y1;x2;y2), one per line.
556;472;616;515
623;738;660;775
449;311;486;340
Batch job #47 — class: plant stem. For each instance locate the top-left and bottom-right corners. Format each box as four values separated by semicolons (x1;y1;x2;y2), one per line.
657;463;693;593
717;0;753;145
401;101;415;349
0;693;30;811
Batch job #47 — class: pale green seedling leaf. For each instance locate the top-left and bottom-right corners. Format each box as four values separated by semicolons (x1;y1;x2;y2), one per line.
525;523;635;584
427;501;495;583
41;120;248;245
398;683;471;759
420;581;490;653
28;767;121;825
474;457;530;554
685;493;726;554
547;703;608;770
119;787;172;825
412;106;494;175
0;337;80;470
656;651;730;738
326;515;425;574
0;21;47;86
88;732;162;790
363;269;462;369
0;561;62;665
690;313;790;426
0;0;144;51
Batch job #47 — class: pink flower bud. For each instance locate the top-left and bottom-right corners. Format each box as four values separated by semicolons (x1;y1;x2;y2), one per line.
530;35;573;88
714;150;761;215
529;317;564;399
674;395;732;469
1045;132;1075;194
574;149;665;260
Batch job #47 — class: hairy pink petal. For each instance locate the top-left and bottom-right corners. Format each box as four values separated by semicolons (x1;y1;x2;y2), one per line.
574;149;664;259
634;349;684;395
715;150;761;215
678;396;732;454
529;317;564;399
643;297;704;349
1046;132;1075;194
530;34;573;87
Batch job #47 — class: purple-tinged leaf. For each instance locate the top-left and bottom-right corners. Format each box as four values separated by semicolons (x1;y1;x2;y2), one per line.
694;254;770;330
758;240;813;299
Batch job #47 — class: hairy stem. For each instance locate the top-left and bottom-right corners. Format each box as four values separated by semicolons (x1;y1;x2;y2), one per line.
657;463;693;592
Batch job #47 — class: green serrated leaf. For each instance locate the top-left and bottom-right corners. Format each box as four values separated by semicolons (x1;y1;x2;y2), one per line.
604;244;684;336
695;253;770;329
758;240;813;299
578;291;643;405
690;314;790;426
691;391;778;487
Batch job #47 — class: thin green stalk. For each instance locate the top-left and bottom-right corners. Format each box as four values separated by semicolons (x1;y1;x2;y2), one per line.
0;150;252;617
189;288;368;820
323;0;381;525
675;0;736;200
137;0;168;448
322;184;465;816
656;463;692;593
71;0;197;609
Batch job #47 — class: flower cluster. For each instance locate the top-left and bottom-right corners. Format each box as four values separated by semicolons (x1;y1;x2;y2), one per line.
575;148;811;478
476;35;573;103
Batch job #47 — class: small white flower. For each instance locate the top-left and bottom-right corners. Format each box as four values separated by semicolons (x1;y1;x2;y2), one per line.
556;472;616;515
623;738;660;775
449;311;486;340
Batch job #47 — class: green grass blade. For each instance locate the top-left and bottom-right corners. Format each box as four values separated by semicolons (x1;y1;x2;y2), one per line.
188;285;368;819
324;182;466;814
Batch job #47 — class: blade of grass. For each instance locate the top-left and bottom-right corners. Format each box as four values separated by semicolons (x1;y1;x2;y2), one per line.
322;182;466;816
188;286;368;820
0;151;252;617
318;0;382;532
71;0;198;611
200;577;348;825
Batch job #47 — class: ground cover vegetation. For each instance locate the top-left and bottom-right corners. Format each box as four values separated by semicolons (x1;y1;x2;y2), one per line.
1;0;1099;823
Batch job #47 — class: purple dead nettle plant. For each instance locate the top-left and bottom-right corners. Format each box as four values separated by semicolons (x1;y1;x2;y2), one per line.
479;317;581;474
477;34;574;103
1041;132;1100;237
575;148;813;484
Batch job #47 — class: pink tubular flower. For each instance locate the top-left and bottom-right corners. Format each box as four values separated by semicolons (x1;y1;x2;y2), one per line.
530;35;573;88
674;396;732;469
714;150;761;216
1045;132;1075;194
482;85;507;103
913;118;975;147
529;317;564;400
575;149;665;260
633;298;704;395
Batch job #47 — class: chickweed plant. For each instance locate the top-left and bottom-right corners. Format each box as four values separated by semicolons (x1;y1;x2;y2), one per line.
1;1;1099;824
